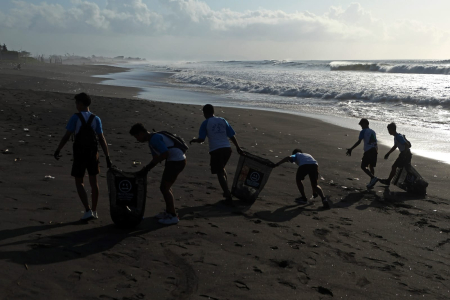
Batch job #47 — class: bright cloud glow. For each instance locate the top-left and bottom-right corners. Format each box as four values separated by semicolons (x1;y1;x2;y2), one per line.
1;0;449;59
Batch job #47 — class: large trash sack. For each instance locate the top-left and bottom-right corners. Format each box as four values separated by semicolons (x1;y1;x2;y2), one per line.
107;167;147;228
392;164;428;195
231;151;275;202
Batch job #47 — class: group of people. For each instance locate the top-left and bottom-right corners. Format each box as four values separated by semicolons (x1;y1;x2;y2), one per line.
346;118;412;189
54;93;412;225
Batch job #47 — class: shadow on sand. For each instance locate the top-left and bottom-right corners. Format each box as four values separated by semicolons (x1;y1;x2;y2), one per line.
0;198;258;266
335;185;427;210
0;218;163;266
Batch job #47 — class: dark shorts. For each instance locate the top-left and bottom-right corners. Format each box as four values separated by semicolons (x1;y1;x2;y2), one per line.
393;149;412;169
209;147;232;174
296;164;319;185
361;147;378;168
71;151;99;178
162;159;186;183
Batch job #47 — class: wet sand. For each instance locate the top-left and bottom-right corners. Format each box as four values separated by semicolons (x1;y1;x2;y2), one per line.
0;63;449;299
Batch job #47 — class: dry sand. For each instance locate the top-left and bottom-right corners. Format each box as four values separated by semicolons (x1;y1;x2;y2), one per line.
0;63;449;299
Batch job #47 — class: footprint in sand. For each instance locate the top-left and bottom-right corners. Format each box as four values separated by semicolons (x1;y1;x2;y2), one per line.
287;239;305;249
234;281;249;290
313;286;333;297
339;217;353;225
278;280;296;290
271;260;291;268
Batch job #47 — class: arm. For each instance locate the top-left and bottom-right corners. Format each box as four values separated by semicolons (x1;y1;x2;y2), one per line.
54;130;73;160
141;134;169;173
229;136;243;155
346;140;362;156
144;151;169;172
97;133;112;168
274;156;291;167
224;120;243;155
384;145;397;159
191;120;207;145
97;133;110;157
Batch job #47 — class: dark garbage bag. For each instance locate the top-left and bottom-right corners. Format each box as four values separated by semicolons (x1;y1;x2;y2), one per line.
392;164;428;195
231;151;276;202
107;167;147;228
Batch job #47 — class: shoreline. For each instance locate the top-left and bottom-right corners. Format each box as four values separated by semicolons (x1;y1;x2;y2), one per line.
1;63;449;299
1;63;448;199
95;64;450;165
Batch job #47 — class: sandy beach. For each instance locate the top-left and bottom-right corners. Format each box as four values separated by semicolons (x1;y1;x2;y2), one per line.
1;63;449;299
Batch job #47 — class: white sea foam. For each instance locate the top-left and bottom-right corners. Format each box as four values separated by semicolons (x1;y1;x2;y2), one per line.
171;71;450;107
330;61;450;74
97;61;450;163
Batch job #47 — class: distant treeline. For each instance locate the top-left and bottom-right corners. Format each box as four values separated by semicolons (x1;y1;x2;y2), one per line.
0;43;146;64
0;43;36;62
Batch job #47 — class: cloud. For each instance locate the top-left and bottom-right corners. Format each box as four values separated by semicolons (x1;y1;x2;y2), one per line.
0;0;449;47
0;0;164;34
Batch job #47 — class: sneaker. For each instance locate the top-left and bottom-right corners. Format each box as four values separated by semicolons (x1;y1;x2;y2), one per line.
322;198;331;209
81;210;94;220
158;214;179;225
92;211;98;219
379;179;391;185
154;210;169;219
295;196;308;204
366;177;378;189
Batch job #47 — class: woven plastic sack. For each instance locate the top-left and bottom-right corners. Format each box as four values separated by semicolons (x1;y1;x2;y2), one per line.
107;167;147;228
392;164;428;195
231;151;275;202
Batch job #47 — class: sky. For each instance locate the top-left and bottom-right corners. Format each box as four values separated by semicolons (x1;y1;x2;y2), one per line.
1;0;450;60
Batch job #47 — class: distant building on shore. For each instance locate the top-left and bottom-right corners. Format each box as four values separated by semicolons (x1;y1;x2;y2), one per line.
0;50;19;61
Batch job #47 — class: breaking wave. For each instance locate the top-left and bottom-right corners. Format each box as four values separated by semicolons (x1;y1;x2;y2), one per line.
330;61;450;75
171;72;450;107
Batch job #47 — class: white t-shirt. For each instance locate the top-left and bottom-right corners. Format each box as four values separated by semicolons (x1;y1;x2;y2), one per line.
289;153;318;166
149;133;186;162
358;128;378;152
198;116;236;152
66;111;102;135
394;133;408;152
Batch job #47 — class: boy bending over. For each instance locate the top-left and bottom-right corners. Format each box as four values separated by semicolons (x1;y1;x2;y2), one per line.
275;149;330;209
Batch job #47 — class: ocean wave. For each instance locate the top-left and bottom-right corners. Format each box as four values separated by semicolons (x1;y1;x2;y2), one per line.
330;61;450;75
171;72;450;107
215;60;328;69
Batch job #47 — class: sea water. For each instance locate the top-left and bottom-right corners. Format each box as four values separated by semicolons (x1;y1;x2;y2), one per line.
95;60;450;164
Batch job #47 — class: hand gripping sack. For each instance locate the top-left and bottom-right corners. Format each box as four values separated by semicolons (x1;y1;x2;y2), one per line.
231;151;276;202
392;164;428;195
107;167;147;228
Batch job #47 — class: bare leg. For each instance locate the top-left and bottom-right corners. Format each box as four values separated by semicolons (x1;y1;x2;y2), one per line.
217;169;231;198
361;165;375;179
296;179;307;198
387;166;397;182
160;181;176;216
369;165;375;176
88;175;99;211
311;183;325;200
75;177;90;211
